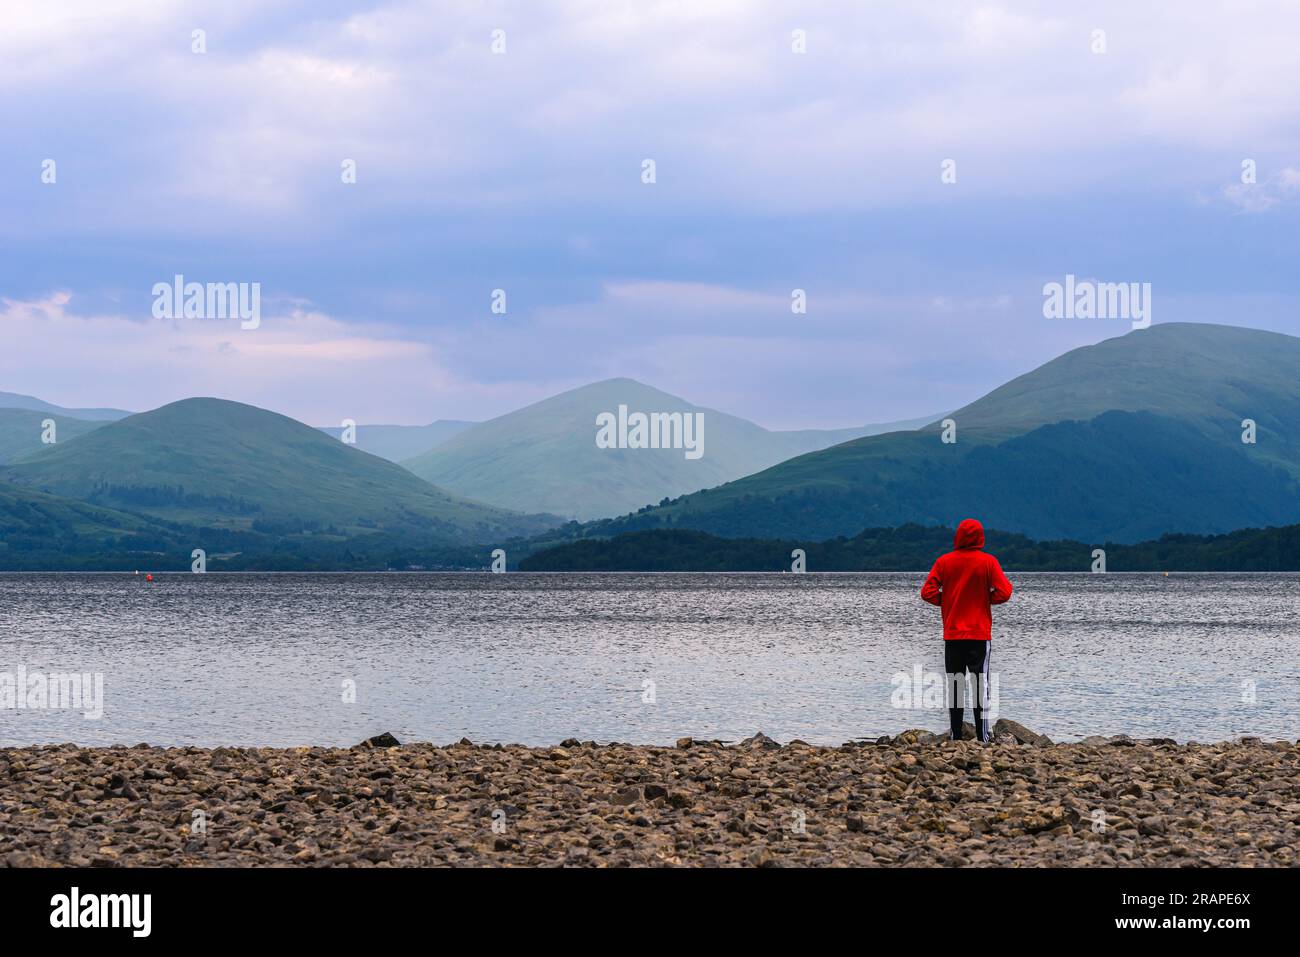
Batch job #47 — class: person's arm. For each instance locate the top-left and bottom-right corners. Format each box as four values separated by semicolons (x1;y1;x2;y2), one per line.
920;558;943;606
989;557;1013;604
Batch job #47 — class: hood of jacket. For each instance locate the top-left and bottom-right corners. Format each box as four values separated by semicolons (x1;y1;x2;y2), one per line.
954;518;985;550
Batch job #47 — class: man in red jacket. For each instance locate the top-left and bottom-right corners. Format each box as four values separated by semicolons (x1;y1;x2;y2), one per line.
920;518;1013;743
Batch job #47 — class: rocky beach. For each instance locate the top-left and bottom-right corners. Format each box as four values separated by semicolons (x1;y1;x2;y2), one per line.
2;723;1296;867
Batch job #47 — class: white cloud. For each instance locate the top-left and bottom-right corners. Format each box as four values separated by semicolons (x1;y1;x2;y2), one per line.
1222;166;1300;213
8;0;1300;227
0;292;461;424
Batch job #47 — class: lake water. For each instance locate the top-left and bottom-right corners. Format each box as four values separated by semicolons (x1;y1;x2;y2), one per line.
0;572;1295;747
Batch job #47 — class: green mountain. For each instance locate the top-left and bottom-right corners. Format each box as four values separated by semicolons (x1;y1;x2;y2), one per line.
0;477;193;569
402;378;940;520
315;419;475;462
0;409;107;464
2;397;559;543
585;324;1300;543
0;390;131;421
934;322;1300;445
0;478;166;539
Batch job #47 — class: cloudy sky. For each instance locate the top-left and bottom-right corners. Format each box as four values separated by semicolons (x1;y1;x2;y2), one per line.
2;0;1299;428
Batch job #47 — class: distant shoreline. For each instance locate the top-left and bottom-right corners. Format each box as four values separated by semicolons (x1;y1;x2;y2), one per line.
518;524;1300;573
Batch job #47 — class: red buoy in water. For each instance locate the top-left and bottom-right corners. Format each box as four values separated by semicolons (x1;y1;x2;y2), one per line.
145;574;154;582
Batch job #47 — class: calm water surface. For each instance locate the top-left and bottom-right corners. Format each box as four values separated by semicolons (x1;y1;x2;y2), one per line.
1;572;1295;747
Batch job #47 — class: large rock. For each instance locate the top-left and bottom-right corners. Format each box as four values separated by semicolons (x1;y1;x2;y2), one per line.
991;719;1053;746
735;732;781;750
888;729;942;745
937;722;978;742
354;732;401;749
609;785;643;806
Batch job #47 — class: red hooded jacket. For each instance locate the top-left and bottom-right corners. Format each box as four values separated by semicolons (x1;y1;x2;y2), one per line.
920;519;1013;641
